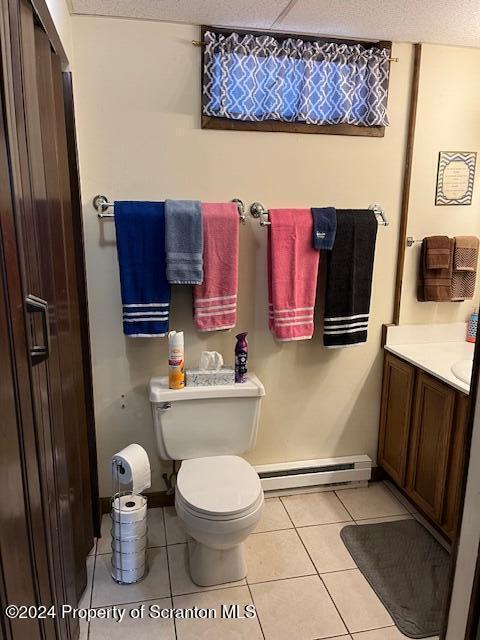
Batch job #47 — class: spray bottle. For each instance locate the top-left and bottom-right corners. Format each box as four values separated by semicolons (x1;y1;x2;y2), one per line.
235;332;248;383
467;309;478;343
168;331;185;389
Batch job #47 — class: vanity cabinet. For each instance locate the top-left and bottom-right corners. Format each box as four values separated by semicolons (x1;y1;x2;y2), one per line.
378;355;415;486
378;352;469;540
406;372;455;522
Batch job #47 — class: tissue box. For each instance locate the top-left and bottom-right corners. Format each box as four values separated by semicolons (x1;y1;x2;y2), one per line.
186;367;235;387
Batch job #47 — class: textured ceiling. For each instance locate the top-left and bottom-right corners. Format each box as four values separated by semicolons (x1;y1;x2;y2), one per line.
70;0;292;30
70;0;480;48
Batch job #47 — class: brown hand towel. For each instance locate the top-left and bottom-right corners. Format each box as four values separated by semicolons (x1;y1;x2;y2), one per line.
425;235;451;269
417;236;454;302
451;236;479;301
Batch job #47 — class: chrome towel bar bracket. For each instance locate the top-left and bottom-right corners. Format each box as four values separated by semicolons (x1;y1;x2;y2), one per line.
250;202;390;228
250;202;271;226
93;194;114;218
93;195;247;223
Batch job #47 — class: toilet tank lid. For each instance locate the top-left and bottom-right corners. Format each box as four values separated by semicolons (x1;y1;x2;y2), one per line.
149;374;265;403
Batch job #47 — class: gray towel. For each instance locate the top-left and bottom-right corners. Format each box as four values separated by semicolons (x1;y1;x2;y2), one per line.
165;200;203;284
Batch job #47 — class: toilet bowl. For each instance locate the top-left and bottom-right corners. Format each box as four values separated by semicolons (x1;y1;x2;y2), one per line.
149;374;265;586
175;455;264;586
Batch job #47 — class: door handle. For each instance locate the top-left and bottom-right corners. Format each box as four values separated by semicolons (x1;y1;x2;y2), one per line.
25;294;49;365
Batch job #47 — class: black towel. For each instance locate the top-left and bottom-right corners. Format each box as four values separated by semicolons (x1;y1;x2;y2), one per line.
323;210;378;348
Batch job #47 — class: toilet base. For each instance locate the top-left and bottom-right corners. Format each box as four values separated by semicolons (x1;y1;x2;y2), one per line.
187;539;246;587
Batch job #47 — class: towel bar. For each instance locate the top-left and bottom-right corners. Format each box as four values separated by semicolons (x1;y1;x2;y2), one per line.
250;202;390;228
93;195;247;224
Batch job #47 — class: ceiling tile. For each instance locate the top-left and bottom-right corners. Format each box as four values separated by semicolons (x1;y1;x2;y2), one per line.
71;0;292;29
275;0;480;48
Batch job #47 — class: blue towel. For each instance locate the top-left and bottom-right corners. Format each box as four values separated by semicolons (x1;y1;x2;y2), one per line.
311;207;337;250
114;201;171;337
165;200;203;284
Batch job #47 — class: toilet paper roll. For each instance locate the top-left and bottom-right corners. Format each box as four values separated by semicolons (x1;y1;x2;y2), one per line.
111;536;146;554
112;444;151;494
111;562;146;584
111;549;146;570
112;494;147;523
111;519;147;541
112;522;146;541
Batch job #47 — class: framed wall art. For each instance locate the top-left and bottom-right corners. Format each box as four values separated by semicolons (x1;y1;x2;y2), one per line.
435;151;476;206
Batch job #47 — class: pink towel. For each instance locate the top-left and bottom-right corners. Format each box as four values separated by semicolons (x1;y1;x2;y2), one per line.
193;203;239;331
268;209;320;341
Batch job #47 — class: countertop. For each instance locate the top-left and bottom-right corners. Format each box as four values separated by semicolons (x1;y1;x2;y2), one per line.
385;341;474;395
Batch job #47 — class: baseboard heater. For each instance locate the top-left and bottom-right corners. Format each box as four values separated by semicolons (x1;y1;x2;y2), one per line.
254;455;372;494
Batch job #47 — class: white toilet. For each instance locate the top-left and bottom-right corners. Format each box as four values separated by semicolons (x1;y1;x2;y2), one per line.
149;374;265;586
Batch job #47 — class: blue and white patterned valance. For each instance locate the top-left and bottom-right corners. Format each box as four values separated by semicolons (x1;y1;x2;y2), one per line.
202;31;390;127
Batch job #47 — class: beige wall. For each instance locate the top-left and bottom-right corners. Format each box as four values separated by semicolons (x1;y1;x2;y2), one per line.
71;16;413;495
400;44;480;324
45;0;74;66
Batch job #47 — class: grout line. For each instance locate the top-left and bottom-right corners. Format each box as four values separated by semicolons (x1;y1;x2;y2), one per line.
275;486;359;501
333;491;358;522
285;496;355;637
163;543;178;640
316;567;357;576
247;572;317;587
290;524;351;634
380;481;415;515
88;595;175;611
294;519;354;530
318;573;354;636
160;506;169;548
278;496;296;526
245;582;266;640
354;514;412;523
280;491;356;528
86;541;98;639
173;580;248;598
251;525;296;536
89;543;97;608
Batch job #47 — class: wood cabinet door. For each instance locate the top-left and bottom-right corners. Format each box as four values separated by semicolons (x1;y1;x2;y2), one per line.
442;393;469;539
378;353;415;486
407;371;456;521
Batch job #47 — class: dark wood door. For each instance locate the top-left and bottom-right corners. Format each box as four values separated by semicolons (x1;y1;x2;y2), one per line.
0;17;58;637
0;193;47;640
34;22;95;588
407;371;456;521
0;0;98;636
378;353;415;486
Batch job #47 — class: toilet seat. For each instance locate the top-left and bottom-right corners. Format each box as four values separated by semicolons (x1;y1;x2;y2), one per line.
176;455;262;521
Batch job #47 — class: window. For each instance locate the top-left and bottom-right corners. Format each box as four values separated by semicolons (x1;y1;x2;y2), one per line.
201;27;392;137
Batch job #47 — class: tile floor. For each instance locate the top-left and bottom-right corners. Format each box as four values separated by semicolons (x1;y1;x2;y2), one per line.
81;482;440;640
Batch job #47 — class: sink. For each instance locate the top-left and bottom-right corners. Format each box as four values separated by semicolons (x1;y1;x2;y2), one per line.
451;359;473;384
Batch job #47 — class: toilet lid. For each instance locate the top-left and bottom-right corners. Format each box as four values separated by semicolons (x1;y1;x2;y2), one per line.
176;455;262;517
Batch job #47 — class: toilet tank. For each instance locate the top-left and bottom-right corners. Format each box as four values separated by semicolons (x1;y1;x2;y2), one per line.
149;374;265;460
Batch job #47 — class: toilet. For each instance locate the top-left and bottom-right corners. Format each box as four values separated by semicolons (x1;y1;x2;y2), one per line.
149;374;265;586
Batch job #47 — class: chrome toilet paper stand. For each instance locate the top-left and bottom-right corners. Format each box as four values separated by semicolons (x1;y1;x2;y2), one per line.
110;459;148;585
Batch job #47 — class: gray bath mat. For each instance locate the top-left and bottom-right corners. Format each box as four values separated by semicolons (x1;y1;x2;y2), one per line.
340;519;450;639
